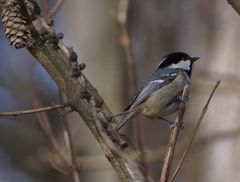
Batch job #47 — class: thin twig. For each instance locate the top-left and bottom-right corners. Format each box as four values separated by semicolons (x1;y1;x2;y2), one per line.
116;0;137;97
160;85;189;182
170;80;220;182
116;0;145;166
48;0;64;17
116;0;138;111
60;92;81;182
42;0;49;16
63;118;81;182
49;159;71;175
0;104;67;117
31;98;72;170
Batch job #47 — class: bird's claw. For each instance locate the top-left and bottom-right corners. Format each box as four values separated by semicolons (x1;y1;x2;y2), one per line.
170;121;184;129
178;95;189;103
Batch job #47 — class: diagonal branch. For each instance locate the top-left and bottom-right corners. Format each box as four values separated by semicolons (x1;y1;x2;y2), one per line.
90;97;151;181
0;2;150;181
227;0;240;15
170;80;220;182
160;85;189;182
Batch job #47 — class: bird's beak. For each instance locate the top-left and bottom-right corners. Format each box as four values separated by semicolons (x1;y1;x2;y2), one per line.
191;57;200;62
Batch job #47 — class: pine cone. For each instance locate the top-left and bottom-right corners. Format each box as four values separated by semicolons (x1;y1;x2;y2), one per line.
1;0;40;49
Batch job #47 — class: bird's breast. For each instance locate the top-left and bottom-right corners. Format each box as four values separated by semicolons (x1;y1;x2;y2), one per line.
142;70;191;118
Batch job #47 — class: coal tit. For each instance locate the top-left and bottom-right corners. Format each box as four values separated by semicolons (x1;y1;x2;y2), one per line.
115;52;199;131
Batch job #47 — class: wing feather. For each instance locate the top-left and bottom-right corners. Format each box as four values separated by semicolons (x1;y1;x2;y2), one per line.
125;69;179;110
116;69;182;131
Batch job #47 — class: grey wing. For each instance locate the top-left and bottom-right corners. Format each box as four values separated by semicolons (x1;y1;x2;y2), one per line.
115;82;165;131
127;69;179;110
115;69;179;131
128;83;163;109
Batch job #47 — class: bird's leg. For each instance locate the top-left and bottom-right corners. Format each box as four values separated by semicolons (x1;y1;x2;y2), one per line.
159;117;174;125
172;93;189;103
177;95;189;103
159;117;184;129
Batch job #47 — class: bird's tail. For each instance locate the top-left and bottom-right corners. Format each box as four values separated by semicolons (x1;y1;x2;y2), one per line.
115;112;136;131
115;111;137;131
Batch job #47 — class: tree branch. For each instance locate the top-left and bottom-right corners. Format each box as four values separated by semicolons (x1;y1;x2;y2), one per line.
47;0;64;17
160;85;189;182
0;104;67;117
42;0;49;16
0;2;151;181
116;0;138;98
32;99;73;173
90;97;151;181
170;80;220;181
116;0;146;168
60;92;81;182
227;0;240;15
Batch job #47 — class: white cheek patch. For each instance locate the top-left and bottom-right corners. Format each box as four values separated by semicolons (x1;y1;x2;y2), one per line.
149;79;165;84
168;60;191;71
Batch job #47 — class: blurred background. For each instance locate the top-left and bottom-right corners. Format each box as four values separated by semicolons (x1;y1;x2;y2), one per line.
0;0;240;181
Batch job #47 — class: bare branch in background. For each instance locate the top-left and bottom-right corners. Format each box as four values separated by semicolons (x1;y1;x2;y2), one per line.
59;92;81;182
48;0;64;17
31;98;73;173
0;104;67;117
227;0;240;15
170;80;220;182
31;95;81;181
116;0;145;165
62;118;81;182
116;0;137;97
160;85;189;182
42;0;49;16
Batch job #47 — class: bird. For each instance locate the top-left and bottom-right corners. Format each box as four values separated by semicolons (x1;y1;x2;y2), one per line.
115;52;199;131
